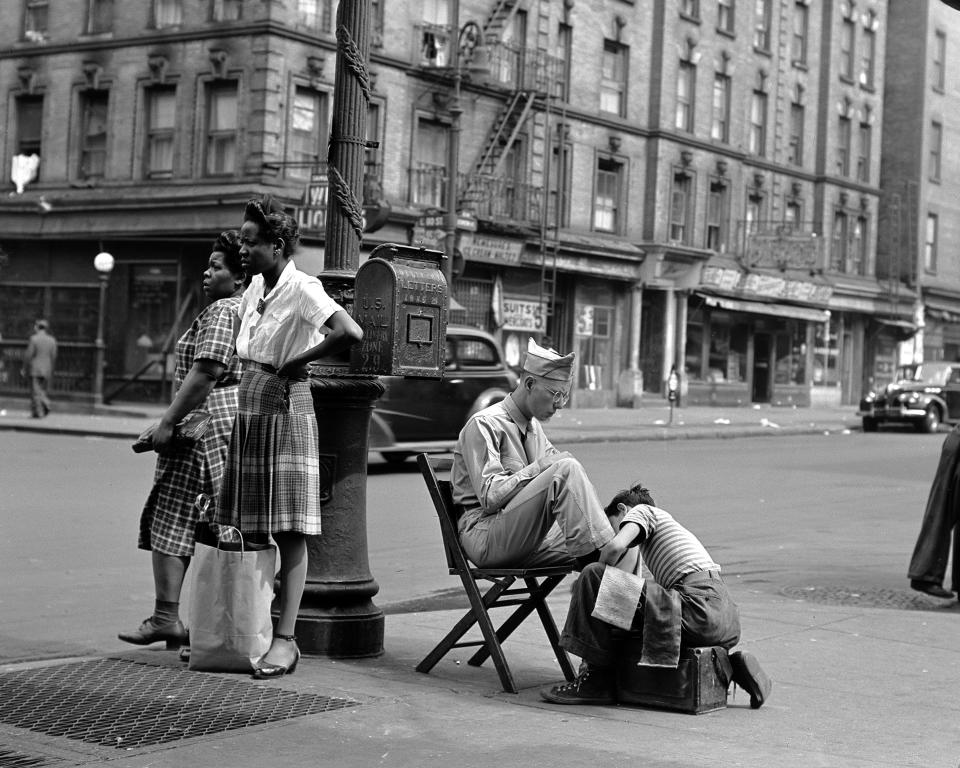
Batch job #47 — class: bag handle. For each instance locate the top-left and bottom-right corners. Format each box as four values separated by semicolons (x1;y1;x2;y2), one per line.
195;493;247;553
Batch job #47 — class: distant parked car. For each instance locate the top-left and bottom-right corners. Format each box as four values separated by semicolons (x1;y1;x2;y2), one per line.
368;325;519;464
858;361;960;433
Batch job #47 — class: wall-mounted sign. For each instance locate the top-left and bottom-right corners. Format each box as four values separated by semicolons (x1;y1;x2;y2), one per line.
460;233;524;265
501;296;545;332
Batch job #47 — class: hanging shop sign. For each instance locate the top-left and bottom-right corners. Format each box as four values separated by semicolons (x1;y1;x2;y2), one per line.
295;175;329;235
500;296;546;332
701;264;832;304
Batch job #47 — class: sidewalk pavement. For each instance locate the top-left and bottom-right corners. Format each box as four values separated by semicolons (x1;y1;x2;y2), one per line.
5;396;952;768
0;396;863;444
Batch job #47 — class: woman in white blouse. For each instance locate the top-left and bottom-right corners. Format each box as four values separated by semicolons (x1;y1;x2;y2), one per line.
218;195;363;678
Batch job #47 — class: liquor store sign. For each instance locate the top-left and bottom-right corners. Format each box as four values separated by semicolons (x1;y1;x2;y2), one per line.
295;176;328;234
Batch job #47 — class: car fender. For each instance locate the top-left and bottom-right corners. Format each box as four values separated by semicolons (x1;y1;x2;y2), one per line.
469;387;512;418
368;410;396;449
922;393;948;416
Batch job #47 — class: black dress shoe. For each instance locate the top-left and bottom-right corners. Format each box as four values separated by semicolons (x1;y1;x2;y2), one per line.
252;635;300;679
118;617;188;649
910;580;954;599
730;651;772;709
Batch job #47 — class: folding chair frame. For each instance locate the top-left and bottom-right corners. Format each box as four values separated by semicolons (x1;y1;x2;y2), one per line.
415;453;577;693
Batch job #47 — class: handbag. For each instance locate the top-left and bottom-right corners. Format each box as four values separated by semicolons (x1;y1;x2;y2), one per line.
132;410;212;454
187;495;276;672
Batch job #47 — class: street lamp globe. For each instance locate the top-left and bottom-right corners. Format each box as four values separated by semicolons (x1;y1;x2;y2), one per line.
94;251;115;274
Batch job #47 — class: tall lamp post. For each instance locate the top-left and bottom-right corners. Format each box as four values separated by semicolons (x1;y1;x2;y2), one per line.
92;250;114;406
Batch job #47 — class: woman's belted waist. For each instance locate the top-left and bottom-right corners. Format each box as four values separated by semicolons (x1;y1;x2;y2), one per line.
244;360;278;374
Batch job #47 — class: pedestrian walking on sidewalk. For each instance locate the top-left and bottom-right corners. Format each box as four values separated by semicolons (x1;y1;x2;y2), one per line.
541;481;772;709
908;425;960;600
215;195;363;679
22;319;56;418
120;230;248;649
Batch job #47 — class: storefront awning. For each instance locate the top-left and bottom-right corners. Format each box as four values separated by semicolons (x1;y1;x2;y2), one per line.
701;294;830;323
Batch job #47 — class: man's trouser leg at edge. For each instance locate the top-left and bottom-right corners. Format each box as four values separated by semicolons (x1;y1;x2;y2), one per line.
460;457;615;569
908;427;960;588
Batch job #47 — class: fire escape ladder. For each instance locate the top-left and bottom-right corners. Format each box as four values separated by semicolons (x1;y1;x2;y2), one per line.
491;92;536;176
483;0;522;42
471;91;530;177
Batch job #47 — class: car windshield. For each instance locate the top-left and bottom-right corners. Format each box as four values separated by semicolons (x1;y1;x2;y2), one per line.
894;363;953;386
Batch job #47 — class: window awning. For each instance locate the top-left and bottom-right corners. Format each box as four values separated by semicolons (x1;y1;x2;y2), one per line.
700;294;830;323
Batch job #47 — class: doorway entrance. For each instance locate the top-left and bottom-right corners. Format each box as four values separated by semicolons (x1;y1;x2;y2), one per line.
752;333;772;402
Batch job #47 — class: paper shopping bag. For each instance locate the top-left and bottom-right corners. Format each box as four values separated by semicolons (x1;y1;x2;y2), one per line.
188;522;276;672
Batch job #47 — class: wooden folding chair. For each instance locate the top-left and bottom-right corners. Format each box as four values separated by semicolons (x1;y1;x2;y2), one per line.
415;453;577;693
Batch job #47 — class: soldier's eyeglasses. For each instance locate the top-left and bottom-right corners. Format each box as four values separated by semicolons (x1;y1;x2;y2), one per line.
541;384;569;407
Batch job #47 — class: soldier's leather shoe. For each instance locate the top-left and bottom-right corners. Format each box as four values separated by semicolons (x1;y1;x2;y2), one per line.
910;579;954;599
118;617;188;649
730;651;772;709
540;665;616;705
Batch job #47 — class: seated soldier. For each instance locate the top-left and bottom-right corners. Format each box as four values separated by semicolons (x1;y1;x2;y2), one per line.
541;481;772;709
451;339;632;572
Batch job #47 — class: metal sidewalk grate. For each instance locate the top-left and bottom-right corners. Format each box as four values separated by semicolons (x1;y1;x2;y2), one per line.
0;747;63;767
782;584;958;611
0;658;362;750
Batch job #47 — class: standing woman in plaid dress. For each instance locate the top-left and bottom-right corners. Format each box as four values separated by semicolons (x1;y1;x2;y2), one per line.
119;231;248;648
217;195;363;678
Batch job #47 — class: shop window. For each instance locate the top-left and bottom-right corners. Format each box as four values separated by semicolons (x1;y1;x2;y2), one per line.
575;304;612;390
813;321;838;386
707;317;747;383
685;317;705;379
775;329;806;385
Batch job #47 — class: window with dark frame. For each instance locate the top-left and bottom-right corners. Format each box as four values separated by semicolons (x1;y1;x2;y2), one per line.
785;199;802;225
711;72;731;142
670;172;693;243
24;0;48;40
930;120;943;182
287;86;328;182
933;30;946;91
788;101;804;165
145;86;176;178
412;117;448;207
600;40;627;116
706;179;728;251
204;81;238;176
754;0;771;51
86;0;113;34
548;140;572;228
718;0;735;34
554;23;572;101
749;88;767;156
837;116;851;176
79;90;109;179
212;0;242;21
680;0;700;20
16;95;43;157
364;100;383;201
154;0;183;27
676;60;696;132
832;210;849;272
861;23;876;88
925;213;938;273
297;0;332;33
840;18;855;79
745;192;762;235
594;156;622;233
856;121;871;183
791;1;808;65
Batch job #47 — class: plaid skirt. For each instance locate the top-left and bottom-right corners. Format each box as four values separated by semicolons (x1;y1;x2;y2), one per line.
216;365;321;535
138;386;238;556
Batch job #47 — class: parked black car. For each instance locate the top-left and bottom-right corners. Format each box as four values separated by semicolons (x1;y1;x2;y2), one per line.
368;325;519;464
859;361;960;433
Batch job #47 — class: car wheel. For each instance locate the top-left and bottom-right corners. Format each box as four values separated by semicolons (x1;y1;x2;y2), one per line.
862;417;878;432
381;451;413;465
918;406;942;434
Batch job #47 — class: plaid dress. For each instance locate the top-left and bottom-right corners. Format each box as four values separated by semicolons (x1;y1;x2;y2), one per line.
215;363;321;535
138;297;242;556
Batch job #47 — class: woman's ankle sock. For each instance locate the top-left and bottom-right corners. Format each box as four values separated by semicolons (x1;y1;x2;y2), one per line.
154;600;180;625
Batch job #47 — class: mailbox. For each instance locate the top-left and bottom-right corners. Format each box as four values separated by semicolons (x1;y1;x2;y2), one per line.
349;244;448;378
